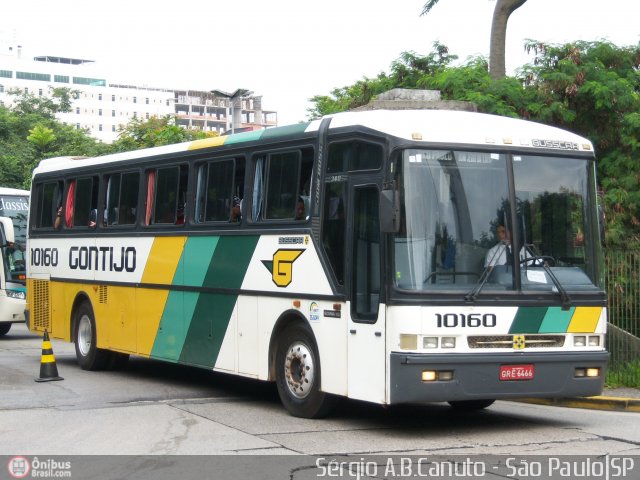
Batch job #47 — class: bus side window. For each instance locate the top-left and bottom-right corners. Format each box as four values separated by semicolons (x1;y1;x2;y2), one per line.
73;176;98;228
255;148;313;221
195;158;243;223
105;173;121;226
119;172;139;225
104;171;139;227
36;181;63;229
146;165;188;225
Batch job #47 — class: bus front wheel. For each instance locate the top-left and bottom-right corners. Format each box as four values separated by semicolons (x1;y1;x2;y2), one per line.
74;302;110;371
0;323;11;336
275;323;336;418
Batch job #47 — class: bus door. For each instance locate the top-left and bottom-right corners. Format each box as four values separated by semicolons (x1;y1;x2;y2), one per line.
347;182;386;403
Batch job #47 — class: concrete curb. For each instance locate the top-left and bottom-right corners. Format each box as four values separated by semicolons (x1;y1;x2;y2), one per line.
513;396;640;412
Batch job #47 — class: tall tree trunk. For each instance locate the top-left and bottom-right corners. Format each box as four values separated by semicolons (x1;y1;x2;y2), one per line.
490;0;527;79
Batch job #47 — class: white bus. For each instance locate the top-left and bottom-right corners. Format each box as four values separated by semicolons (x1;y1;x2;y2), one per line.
0;187;29;336
26;110;608;417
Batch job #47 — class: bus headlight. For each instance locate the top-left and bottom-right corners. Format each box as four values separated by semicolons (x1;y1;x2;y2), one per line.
441;337;456;349
588;336;601;347
423;337;438;349
6;290;25;300
573;336;586;347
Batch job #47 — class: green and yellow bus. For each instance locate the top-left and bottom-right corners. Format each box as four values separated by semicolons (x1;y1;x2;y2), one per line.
27;109;608;417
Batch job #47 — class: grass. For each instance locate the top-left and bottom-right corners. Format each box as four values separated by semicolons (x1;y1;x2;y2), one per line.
605;360;640;389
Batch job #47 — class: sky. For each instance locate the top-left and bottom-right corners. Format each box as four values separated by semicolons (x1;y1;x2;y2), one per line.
1;0;639;126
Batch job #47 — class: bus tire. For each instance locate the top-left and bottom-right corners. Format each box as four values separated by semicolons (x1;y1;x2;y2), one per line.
448;399;495;411
74;302;110;371
0;323;11;336
275;323;336;418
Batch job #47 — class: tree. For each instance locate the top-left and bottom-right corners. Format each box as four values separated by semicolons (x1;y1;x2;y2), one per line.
308;44;456;118
27;124;56;155
309;40;640;248
7;86;79;118
520;40;640;246
421;0;528;79
110;115;213;152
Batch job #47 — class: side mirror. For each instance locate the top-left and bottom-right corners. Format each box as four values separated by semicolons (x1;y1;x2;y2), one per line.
0;217;15;246
380;189;400;233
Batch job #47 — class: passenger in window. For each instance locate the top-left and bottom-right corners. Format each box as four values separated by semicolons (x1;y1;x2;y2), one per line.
230;196;241;222
88;209;97;228
54;206;63;230
176;204;185;225
295;197;306;221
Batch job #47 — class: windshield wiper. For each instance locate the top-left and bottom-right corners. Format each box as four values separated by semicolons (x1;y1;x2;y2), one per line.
521;245;572;310
465;243;506;303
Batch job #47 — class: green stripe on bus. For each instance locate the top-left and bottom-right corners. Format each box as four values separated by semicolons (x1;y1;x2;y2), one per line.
509;307;548;334
151;237;220;361
178;235;259;367
538;306;576;333
261;123;310;139
224;130;265;144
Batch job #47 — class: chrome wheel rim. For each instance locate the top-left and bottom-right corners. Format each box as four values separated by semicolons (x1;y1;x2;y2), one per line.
284;341;315;399
77;314;92;357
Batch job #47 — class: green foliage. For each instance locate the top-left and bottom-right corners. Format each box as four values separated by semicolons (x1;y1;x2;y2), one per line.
309;40;640;249
308;45;456;119
0;90;213;189
110;115;211;152
606;359;640;389
27;124;56;153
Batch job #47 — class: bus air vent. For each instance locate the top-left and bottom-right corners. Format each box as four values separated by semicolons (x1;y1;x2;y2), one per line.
32;280;51;330
99;285;108;304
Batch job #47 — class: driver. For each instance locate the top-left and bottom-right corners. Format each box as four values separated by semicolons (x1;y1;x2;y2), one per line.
484;225;528;268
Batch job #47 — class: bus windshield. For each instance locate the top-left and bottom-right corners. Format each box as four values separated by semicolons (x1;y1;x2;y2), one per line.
393;149;599;293
0;194;29;283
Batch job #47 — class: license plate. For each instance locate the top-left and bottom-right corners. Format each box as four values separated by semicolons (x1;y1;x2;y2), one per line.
499;364;535;381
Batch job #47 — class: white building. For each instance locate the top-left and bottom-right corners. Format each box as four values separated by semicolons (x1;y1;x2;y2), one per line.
0;44;277;143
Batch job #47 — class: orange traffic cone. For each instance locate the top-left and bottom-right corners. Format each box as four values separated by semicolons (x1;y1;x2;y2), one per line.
35;329;63;382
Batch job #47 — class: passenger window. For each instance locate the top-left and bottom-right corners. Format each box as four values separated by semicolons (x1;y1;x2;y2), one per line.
195;158;245;223
252;148;313;221
35;181;63;229
105;172;139;226
145;165;188;225
72;177;98;228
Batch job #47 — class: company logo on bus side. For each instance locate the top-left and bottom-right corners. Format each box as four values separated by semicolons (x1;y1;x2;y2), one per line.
31;246;136;272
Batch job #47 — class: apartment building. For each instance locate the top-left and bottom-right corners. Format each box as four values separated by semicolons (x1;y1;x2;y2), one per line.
0;45;277;143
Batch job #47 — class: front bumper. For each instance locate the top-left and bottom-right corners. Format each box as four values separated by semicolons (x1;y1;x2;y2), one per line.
389;351;609;404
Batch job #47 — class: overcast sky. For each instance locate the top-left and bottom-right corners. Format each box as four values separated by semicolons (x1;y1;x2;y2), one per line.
2;0;638;125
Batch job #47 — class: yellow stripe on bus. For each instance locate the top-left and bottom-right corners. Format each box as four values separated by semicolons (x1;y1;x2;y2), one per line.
567;306;602;333
141;237;187;284
187;136;226;150
137;237;187;356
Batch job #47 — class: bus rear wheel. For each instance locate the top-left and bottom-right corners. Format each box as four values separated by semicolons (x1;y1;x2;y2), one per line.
275;323;336;418
448;399;495;411
74;302;110;371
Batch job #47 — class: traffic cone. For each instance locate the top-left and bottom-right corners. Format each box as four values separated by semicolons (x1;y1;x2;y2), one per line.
35;329;63;382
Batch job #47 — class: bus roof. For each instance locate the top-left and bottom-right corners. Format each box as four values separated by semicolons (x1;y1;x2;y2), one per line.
33;110;594;176
0;187;30;196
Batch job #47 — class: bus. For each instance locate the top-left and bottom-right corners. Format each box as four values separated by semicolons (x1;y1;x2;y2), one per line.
0;187;29;337
26;109;608;417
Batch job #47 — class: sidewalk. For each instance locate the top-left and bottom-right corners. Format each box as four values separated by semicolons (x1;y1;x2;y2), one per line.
515;387;640;412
